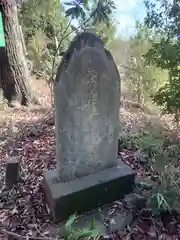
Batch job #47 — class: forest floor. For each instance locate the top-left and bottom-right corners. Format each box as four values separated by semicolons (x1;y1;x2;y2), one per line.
0;77;180;240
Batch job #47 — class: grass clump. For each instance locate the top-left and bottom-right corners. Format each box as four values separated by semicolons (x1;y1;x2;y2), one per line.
62;213;100;240
119;133;164;158
144;151;180;215
119;119;180;216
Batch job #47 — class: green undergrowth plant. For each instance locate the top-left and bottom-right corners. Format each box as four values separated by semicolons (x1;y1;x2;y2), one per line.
63;213;100;240
120;119;180;216
119;132;164;158
140;150;180;216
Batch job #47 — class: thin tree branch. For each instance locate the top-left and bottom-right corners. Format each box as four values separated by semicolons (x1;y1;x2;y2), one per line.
50;2;99;82
51;18;72;81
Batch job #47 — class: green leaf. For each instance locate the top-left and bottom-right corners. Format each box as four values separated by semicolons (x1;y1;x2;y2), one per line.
73;229;100;239
89;218;96;230
156;193;171;211
65;5;86;20
65;213;77;232
91;0;116;25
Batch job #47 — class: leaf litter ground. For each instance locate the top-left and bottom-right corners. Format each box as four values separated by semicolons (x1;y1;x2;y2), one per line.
0;93;180;239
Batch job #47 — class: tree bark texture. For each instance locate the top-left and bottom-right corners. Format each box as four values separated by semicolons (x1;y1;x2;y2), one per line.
0;3;33;106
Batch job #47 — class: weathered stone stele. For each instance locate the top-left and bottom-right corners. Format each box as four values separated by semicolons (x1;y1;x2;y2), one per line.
54;32;121;182
43;32;134;223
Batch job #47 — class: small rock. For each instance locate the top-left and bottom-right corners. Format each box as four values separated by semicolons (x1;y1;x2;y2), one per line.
107;211;133;233
124;193;146;210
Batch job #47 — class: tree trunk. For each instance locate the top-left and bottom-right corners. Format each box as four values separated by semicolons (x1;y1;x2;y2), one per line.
0;3;36;107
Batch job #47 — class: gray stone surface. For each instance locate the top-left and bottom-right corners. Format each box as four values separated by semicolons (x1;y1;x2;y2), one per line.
124;193;146;210
43;161;135;222
54;32;120;182
107;211;133;233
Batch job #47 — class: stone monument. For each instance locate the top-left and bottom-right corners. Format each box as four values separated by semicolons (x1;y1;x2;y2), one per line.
43;31;135;222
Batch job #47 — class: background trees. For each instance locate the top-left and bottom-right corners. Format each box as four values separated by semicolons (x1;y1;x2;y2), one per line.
122;22;168;105
1;0;180;122
0;0;117;107
143;0;180;121
19;0;117;79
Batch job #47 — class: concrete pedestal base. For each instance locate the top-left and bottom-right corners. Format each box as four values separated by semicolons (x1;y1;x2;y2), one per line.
43;160;135;222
